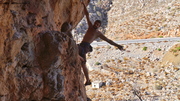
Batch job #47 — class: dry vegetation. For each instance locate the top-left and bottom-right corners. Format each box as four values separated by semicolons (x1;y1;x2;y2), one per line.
105;1;180;40
162;43;180;66
86;42;180;101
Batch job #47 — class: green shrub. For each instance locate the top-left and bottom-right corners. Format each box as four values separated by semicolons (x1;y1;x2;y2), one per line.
176;47;180;51
155;85;163;90
143;47;147;51
95;62;101;65
171;49;177;53
157;48;161;51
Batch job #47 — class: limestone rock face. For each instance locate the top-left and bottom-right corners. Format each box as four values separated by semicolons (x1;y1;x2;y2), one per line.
0;0;88;101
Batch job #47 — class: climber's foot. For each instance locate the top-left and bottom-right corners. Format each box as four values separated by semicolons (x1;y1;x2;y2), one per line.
85;81;91;86
87;97;91;101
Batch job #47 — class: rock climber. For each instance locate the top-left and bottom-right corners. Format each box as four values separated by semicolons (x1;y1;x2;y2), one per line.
79;1;124;85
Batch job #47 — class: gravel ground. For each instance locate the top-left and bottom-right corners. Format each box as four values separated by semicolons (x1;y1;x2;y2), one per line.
85;41;180;101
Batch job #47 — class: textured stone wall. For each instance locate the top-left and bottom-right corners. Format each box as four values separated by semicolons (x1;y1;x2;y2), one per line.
0;0;88;101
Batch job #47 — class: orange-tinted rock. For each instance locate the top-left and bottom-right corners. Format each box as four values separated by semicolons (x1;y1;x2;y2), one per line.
0;0;88;101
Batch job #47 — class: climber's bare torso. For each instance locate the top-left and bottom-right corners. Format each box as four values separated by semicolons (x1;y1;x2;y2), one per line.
82;24;102;43
81;1;124;49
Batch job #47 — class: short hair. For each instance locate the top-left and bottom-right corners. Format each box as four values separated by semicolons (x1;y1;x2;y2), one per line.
95;20;101;25
61;22;70;32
